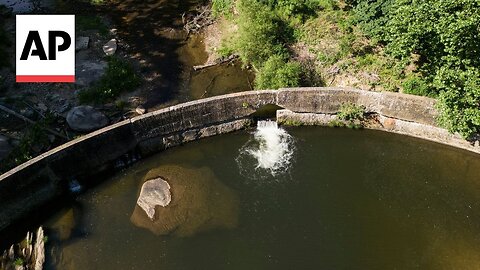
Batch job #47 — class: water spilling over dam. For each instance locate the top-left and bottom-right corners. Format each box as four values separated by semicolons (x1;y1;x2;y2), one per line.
237;120;295;178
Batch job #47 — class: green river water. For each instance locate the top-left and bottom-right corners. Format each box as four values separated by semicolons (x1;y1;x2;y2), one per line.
40;127;480;270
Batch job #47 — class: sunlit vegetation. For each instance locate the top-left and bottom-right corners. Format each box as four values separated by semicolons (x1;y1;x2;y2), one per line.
213;0;480;138
255;54;302;89
350;0;480;138
338;102;365;122
215;0;324;90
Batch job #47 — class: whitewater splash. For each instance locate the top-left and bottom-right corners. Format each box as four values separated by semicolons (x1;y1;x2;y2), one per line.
237;120;295;177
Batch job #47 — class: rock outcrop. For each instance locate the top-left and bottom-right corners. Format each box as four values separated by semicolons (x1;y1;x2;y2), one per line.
131;165;239;237
66;106;109;132
137;178;171;220
75;60;107;87
0;227;45;270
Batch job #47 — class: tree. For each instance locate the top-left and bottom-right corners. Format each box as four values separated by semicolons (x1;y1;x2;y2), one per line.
255;54;301;89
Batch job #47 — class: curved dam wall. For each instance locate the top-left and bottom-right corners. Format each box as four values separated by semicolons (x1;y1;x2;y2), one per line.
0;87;477;232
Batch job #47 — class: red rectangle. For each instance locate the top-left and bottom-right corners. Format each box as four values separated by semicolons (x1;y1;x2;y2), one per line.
16;75;75;83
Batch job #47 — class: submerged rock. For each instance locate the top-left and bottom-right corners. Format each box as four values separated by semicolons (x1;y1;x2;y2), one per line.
137;178;171;220
131;165;239;237
66;106;109;132
51;208;76;241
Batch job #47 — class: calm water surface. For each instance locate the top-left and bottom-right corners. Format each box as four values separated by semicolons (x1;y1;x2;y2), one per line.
44;127;480;269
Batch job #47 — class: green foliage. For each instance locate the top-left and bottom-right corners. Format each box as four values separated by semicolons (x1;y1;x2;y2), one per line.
435;67;480;139
354;0;480;71
280;119;302;126
384;0;480;70
350;0;480;137
328;119;346;128
337;102;365;121
316;0;337;10
402;75;432;97
14;258;24;266
328;118;362;129
212;0;234;17
346;121;362;129
89;0;105;5
352;0;393;40
78;57;140;104
329;102;366;129
233;0;323;89
263;0;324;22
255;55;301;89
235;0;289;67
217;45;235;58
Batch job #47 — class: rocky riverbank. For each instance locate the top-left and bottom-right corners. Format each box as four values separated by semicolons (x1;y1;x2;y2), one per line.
0;227;45;270
0;0;255;175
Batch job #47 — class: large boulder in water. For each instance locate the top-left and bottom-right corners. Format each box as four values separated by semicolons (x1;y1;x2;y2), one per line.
131;165;239;237
66;106;109;132
137;178;171;220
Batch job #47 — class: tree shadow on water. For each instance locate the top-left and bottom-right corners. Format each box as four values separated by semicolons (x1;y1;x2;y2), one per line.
104;0;208;107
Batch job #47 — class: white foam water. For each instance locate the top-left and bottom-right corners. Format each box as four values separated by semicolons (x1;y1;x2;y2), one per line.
237;120;295;177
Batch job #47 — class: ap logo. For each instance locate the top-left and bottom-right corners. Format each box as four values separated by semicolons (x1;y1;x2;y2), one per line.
16;15;75;83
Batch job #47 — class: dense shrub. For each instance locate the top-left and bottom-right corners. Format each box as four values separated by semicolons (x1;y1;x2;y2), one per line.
353;0;480;71
233;0;320;89
337;102;365;121
385;1;480;69
352;0;393;40
263;0;324;21
402;75;431;97
435;67;480;139
351;0;480;138
255;55;301;89
235;0;288;67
